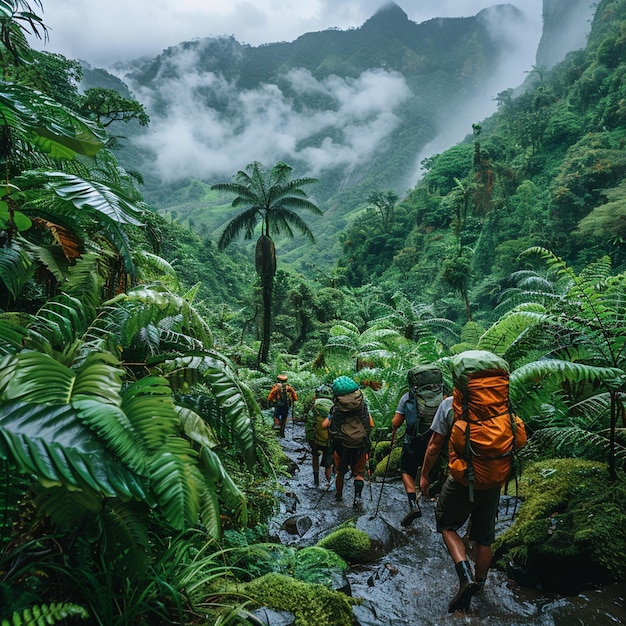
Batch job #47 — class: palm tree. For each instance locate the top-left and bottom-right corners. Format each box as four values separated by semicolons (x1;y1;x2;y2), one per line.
212;161;321;365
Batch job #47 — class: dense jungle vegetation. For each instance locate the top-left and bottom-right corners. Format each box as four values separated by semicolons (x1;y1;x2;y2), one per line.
0;0;625;624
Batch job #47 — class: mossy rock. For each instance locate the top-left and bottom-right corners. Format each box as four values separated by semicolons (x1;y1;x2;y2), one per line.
316;526;371;563
242;572;356;626
493;458;626;592
372;445;402;479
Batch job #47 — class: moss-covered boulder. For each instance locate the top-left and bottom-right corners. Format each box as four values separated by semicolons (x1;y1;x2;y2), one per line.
317;526;371;563
242;572;356;626
372;445;402;479
493;458;626;592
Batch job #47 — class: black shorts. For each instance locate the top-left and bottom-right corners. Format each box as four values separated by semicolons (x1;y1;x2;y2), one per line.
274;406;289;422
399;435;429;478
310;441;333;468
435;476;501;546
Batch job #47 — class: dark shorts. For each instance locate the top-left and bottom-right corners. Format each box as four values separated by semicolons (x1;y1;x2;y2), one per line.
274;406;289;423
400;435;429;478
333;445;367;475
310;441;333;468
435;476;501;546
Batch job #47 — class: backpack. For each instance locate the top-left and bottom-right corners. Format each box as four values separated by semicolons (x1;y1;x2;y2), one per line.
275;383;290;408
405;365;444;439
329;390;371;449
447;350;527;500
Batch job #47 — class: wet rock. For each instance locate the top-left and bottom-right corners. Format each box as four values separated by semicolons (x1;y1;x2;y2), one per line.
355;515;409;561
280;514;313;537
329;569;352;595
246;607;295;625
352;600;386;626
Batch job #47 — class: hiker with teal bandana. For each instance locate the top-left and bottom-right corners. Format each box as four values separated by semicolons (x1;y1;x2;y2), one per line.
322;376;374;509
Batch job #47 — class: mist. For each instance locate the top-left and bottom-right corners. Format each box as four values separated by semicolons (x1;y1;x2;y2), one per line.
131;58;411;183
119;1;591;193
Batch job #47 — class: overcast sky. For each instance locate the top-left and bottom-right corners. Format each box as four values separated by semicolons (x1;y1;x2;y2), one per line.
31;0;543;68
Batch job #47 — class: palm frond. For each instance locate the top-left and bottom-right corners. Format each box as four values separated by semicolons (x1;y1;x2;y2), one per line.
0;399;147;498
199;445;248;530
0;242;33;302
161;354;257;467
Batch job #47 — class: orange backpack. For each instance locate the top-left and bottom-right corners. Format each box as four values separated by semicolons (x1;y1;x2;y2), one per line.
447;352;527;500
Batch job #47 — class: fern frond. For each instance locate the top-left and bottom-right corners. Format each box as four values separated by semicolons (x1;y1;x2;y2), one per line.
2;602;89;625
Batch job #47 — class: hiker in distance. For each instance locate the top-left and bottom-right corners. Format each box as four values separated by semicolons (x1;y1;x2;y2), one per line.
322;376;375;509
391;365;443;527
305;384;335;488
267;374;298;438
419;350;527;614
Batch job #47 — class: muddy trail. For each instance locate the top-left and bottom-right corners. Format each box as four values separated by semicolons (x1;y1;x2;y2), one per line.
265;421;625;625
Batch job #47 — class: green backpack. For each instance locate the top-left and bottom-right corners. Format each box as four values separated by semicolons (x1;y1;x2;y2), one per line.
404;365;444;438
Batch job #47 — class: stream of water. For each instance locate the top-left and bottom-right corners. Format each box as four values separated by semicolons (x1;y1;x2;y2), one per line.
267;422;626;625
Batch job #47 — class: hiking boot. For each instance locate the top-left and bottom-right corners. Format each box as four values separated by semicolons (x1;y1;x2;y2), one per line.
353;496;363;509
448;561;479;613
334;492;343;502
400;500;422;527
314;475;320;487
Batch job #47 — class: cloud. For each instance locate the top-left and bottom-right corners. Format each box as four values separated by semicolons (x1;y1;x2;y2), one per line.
132;54;411;182
33;1;543;69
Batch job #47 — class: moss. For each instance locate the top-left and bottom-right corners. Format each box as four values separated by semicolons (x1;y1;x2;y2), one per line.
494;458;626;591
316;526;371;562
223;543;347;586
293;546;348;585
242;572;356;626
372;445;402;478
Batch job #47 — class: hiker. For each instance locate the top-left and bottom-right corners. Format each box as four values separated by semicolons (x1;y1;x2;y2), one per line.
322;375;375;509
419;350;527;614
391;365;443;527
305;384;334;487
267;374;298;437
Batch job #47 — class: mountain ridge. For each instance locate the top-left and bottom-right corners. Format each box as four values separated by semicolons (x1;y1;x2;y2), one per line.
80;1;594;272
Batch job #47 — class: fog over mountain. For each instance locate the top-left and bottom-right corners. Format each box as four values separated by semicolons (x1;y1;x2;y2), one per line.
75;0;595;264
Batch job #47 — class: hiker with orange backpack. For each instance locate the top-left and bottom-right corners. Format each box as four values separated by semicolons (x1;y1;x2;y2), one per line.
391;365;444;527
267;374;298;438
419;350;527;614
322;376;375;509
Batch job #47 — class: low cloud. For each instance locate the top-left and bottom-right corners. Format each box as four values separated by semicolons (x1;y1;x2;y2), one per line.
131;53;411;183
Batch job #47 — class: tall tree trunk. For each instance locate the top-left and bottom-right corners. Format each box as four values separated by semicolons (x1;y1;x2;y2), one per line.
255;235;276;366
258;274;273;365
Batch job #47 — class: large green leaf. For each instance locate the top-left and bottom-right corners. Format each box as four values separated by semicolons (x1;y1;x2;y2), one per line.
0;82;106;157
0;400;146;499
162;354;257;466
0;350;123;405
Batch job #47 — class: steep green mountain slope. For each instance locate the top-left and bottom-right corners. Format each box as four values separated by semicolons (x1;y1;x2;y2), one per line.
339;0;626;325
84;2;531;271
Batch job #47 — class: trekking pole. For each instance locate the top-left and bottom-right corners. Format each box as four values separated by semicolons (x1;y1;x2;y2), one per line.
369;428;397;520
366;452;373;501
313;474;336;510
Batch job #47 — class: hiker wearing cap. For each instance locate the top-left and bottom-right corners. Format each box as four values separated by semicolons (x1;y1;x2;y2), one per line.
391;365;444;527
322;376;375;509
305;384;334;488
419;350;527;614
267;374;298;437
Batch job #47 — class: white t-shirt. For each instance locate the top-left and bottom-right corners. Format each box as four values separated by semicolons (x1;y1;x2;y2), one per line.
429;396;453;437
